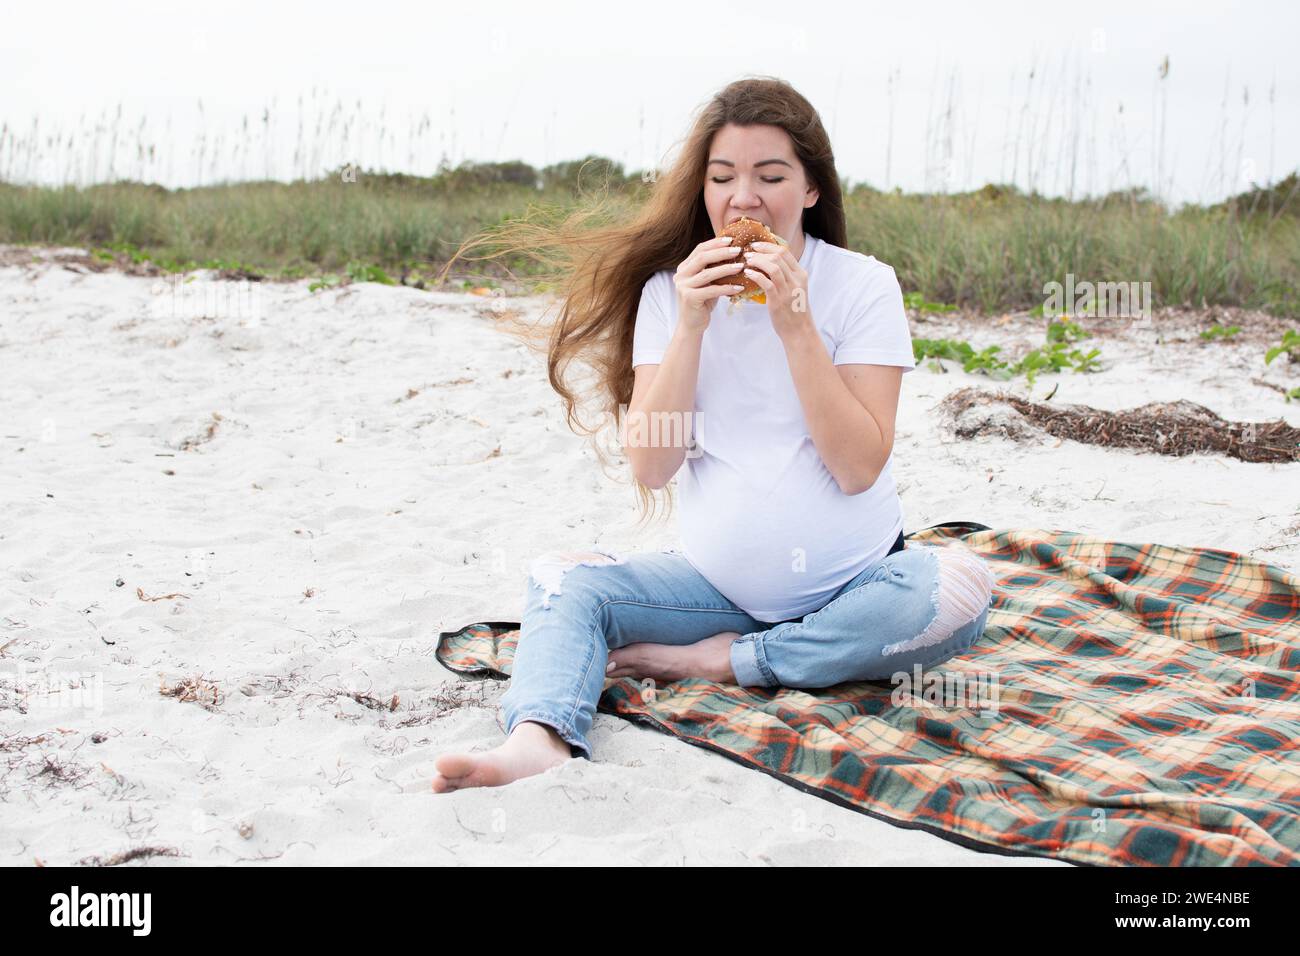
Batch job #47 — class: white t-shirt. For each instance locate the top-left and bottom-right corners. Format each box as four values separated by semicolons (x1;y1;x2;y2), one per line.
631;232;917;622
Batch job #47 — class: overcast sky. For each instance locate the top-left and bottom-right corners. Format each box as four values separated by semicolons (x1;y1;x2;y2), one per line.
3;0;1296;205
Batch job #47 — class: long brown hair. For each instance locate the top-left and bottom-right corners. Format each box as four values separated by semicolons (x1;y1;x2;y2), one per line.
445;75;847;528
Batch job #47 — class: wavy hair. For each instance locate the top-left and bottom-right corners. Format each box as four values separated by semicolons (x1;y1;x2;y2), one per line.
444;75;847;529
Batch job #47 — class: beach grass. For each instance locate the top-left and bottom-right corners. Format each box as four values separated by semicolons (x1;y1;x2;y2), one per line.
1;163;1297;316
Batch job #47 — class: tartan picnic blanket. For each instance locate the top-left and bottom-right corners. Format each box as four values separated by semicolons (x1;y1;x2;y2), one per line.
434;521;1300;866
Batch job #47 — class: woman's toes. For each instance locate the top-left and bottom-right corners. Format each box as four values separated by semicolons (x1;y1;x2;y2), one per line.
430;741;571;794
606;646;638;676
434;752;479;780
431;752;497;793
608;644;667;678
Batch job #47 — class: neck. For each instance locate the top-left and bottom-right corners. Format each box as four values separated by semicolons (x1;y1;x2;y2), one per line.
788;230;807;261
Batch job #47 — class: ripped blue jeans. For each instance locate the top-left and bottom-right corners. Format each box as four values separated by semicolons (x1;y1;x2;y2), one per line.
498;534;996;760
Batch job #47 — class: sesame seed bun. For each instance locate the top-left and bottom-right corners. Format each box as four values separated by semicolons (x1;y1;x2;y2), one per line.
710;216;786;305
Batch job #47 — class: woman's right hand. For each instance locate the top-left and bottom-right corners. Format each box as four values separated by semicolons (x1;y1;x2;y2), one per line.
674;236;745;332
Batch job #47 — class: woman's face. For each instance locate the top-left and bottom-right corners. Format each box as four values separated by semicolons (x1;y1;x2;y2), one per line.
702;122;819;243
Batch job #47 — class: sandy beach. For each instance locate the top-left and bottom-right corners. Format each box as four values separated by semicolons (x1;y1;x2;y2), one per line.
2;245;1297;866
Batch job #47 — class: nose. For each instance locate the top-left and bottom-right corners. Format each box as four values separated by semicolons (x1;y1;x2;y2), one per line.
730;178;761;209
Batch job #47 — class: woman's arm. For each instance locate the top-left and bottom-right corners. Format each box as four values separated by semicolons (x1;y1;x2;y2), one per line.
625;323;706;489
781;325;903;495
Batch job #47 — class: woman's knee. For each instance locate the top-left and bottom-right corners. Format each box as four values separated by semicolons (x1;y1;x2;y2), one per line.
880;544;994;658
526;549;626;610
935;545;995;621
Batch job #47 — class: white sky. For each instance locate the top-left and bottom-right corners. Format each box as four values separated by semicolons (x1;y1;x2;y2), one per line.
2;0;1297;204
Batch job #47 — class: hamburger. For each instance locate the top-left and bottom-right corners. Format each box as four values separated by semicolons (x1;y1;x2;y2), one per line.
711;216;787;305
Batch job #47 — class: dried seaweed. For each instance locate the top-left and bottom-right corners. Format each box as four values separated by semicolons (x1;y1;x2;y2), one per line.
939;388;1300;462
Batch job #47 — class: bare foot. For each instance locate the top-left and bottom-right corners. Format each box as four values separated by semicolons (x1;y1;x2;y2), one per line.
431;720;574;794
606;631;740;684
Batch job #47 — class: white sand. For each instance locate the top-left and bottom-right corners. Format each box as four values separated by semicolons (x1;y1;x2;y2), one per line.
2;246;1296;866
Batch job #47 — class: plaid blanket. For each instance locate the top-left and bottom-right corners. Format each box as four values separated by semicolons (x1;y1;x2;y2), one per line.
435;521;1300;866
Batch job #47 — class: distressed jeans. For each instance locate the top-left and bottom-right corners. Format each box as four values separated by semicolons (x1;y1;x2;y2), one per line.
498;532;996;760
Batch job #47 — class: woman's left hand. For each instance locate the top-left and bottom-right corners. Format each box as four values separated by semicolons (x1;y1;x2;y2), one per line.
743;241;813;341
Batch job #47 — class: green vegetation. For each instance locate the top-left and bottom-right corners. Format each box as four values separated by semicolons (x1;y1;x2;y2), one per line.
915;315;1102;387
83;239;265;277
1265;328;1300;366
1198;323;1243;340
914;314;1299;394
1263;329;1300;399
902;291;957;314
1;159;1298;317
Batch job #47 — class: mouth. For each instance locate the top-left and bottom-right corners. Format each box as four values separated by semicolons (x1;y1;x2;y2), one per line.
728;214;766;227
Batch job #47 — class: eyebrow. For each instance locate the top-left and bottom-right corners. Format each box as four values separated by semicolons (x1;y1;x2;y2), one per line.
706;158;794;169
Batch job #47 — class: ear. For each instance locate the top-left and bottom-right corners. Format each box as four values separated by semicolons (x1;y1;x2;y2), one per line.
804;182;819;209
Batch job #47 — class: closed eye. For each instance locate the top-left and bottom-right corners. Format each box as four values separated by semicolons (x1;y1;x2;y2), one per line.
711;176;785;184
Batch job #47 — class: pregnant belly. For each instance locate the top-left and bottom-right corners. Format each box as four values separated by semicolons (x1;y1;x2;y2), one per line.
678;461;897;621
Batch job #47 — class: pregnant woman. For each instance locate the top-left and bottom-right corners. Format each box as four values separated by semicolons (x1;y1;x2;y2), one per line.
432;76;995;793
